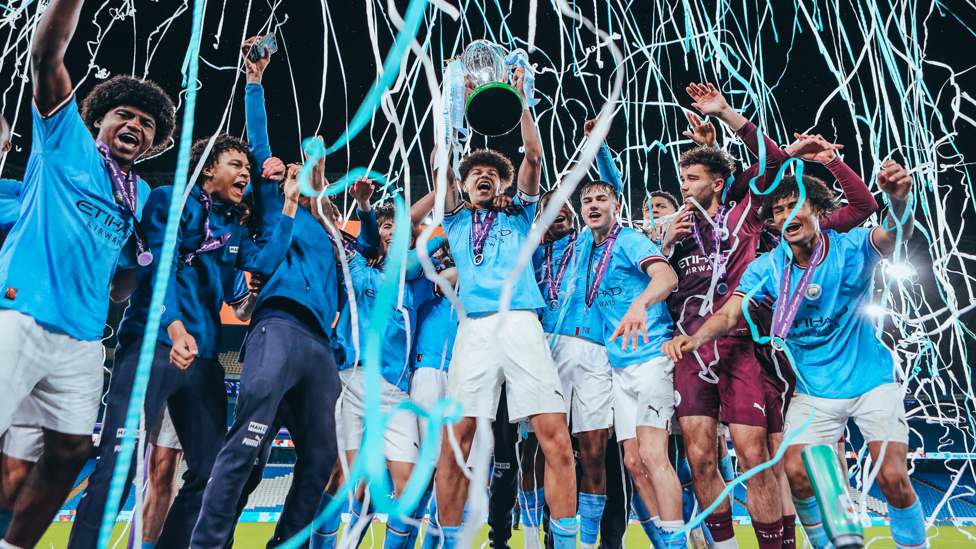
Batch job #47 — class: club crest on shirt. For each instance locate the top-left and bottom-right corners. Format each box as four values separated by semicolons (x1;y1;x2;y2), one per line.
673;390;682;408
804;284;823;301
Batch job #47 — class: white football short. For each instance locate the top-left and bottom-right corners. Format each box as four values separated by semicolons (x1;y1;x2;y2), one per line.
339;368;420;463
546;334;613;434
410;367;449;465
149;405;182;451
449;311;565;423
612;356;676;441
785;383;909;447
0;309;104;436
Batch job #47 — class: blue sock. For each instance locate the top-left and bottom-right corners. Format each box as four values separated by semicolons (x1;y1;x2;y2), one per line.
889;498;927;549
630;493;664;549
793;496;832;549
440;525;461;549
352;498;375;547
718;453;735;483
141;544;155;549
518;488;546;528
421;494;441;549
0;508;13;538
675;458;696;524
404;491;433;549
578;493;606;547
658;520;686;549
383;497;414;549
550;517;578;549
311;493;343;549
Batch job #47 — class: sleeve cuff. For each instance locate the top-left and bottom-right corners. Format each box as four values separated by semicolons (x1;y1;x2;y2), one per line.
516;189;540;205
638;255;668;271
445;203;464;217
734;120;757;140
33;92;74;120
731;289;760;309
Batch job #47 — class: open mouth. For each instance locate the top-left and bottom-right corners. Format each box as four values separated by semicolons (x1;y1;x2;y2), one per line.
587;211;602;221
554;214;566;224
476;180;492;192
117;132;140;151
785;221;802;236
232;180;248;197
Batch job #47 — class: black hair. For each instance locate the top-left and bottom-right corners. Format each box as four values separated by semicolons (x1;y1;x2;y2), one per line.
189;134;254;177
374;202;396;226
458;149;515;189
761;174;840;221
645;190;680;212
579;180;618;201
80;75;176;157
678;146;736;182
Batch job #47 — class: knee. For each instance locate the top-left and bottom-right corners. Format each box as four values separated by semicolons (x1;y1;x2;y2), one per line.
578;439;606;472
45;434;93;473
638;444;667;473
736;444;770;471
784;452;810;495
876;463;912;498
623;450;644;478
684;443;716;477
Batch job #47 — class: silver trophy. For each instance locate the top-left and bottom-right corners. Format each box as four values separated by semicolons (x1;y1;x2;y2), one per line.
461;40;525;137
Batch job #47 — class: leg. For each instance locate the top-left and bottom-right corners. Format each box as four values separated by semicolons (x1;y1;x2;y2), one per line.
728;422;782;547
767;432;796;549
680;415;738;547
434;417;477;527
597;432;629;549
158;359;227;549
5;430;92;548
383;460;419;549
635;427;682;522
527;413;576;520
487;388;520;549
784;445;833;549
622;438;664;549
0;452;34;537
576;429;608;549
143;446;183;544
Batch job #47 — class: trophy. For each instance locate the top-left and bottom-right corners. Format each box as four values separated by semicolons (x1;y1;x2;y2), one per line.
461;40;525;137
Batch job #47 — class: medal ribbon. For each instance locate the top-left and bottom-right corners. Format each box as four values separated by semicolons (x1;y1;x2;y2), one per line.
543;232;578;302
471;208;497;258
95;140;152;266
326;230;358;260
689;205;729;289
182;189;231;265
585;224;622;307
771;233;825;341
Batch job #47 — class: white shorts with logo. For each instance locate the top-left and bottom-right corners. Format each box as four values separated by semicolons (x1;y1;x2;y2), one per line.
2;396;45;462
785;383;909;447
612;356;675;441
449;311;566;423
149;406;182;451
410;366;449;465
0;309;104;436
339;368;420;463
546;334;613;434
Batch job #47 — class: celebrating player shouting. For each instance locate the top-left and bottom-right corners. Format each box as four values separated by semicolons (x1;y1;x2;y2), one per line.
664;160;926;549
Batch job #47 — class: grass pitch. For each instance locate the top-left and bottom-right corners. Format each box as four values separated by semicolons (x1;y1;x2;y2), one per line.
35;522;976;548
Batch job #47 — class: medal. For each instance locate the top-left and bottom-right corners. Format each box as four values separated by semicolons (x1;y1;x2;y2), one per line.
716;282;729;295
549;300;559;311
771;234;825;342
470;209;496;268
585;224;622;307
96;140;152;265
543;233;578;302
690;205;729;299
182;189;232;265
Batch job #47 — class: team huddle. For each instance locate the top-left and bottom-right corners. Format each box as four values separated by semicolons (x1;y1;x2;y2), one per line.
0;2;929;549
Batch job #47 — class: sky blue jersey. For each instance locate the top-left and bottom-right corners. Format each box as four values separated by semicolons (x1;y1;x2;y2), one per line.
0;97;151;341
442;199;545;315
336;253;437;392
412;295;457;372
534;232;602;342
734;228;895;399
579;226;673;368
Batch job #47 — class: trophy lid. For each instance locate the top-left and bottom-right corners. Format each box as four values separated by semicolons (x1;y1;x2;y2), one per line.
461;40;509;87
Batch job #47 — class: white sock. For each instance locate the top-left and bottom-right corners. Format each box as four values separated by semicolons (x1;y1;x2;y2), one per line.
713;537;738;549
0;540;25;549
523;525;543;549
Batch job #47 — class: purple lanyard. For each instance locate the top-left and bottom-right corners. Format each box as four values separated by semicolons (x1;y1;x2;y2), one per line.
689;205;729;281
326;230;357;260
585;224;622;308
471;208;496;265
771;234;825;342
543;232;578;302
95;140;152;266
183;189;232;265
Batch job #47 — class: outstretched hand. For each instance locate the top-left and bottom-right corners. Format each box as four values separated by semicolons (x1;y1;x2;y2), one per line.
686;82;731;118
349;178;375;205
877;159;913;202
610;303;649;351
262;157;286;181
682;111;716;147
785;133;842;164
242;35;273;81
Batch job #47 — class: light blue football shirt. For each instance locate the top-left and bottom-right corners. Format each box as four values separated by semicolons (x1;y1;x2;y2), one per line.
0;178;24;231
442;200;545;315
0;97;150;341
336;253;437;392
412;296;457;372
578;226;673;368
534;231;602;342
734;228;895;399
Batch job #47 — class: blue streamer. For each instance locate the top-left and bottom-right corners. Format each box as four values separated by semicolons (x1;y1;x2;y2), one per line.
96;1;208;547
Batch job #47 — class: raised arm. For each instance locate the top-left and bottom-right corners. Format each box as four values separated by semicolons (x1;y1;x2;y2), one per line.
820;153;879;232
31;0;85;113
584;118;623;194
243;35;274;166
662;294;751;361
411;188;437;226
430;144;460;213
237;168;299;277
610;261;678;351
871;160;914;255
514;67;543;198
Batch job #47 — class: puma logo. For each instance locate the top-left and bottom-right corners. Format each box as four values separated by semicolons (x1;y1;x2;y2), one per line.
754;403;766;416
647;404;661;417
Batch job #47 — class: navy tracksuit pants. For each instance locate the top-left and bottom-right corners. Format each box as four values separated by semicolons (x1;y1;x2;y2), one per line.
487;388;520;549
190;314;341;549
68;336;227;549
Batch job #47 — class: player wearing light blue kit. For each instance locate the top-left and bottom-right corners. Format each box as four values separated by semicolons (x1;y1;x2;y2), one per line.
575;180;685;548
665;162;926;549
431;66;579;549
0;1;177;545
334;201;458;549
